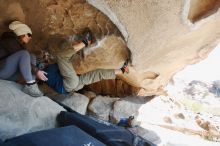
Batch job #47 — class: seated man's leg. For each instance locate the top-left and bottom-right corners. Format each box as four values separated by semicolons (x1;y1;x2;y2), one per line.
56;56;79;92
75;69;116;91
0;50;33;81
0;50;43;97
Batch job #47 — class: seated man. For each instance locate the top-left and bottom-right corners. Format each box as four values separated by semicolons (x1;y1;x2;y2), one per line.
38;29;129;94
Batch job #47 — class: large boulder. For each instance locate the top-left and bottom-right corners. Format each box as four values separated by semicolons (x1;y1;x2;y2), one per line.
39;84;90;115
53;92;90;115
88;0;220;96
88;95;119;121
0;80;65;140
112;96;151;124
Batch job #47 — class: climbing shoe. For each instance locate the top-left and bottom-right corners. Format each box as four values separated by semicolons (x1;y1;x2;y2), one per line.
120;59;129;74
22;83;44;97
82;28;95;47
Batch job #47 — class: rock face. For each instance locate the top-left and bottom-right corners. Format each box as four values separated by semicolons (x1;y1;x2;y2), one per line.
112;96;152;124
53;92;90;115
88;95;119;121
0;80;65;140
87;0;220;95
0;0;220;96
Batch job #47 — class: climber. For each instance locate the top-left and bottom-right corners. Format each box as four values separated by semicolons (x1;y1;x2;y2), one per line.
0;21;45;97
39;28;129;94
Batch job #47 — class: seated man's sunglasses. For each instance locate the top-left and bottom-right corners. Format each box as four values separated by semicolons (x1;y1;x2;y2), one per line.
27;33;32;37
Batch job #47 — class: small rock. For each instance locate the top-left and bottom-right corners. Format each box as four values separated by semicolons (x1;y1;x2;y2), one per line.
200;121;210;131
196;119;202;125
174;113;185;119
196;119;210;131
174;101;182;109
163;116;172;124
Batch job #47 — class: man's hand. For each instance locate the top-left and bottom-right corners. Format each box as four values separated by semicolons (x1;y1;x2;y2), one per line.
36;70;48;81
88;40;92;46
82;28;94;47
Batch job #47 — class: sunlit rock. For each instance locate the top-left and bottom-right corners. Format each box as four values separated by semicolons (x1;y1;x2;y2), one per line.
0;80;65;141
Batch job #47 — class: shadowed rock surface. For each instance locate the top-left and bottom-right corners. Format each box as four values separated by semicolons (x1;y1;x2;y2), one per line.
0;80;65;141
